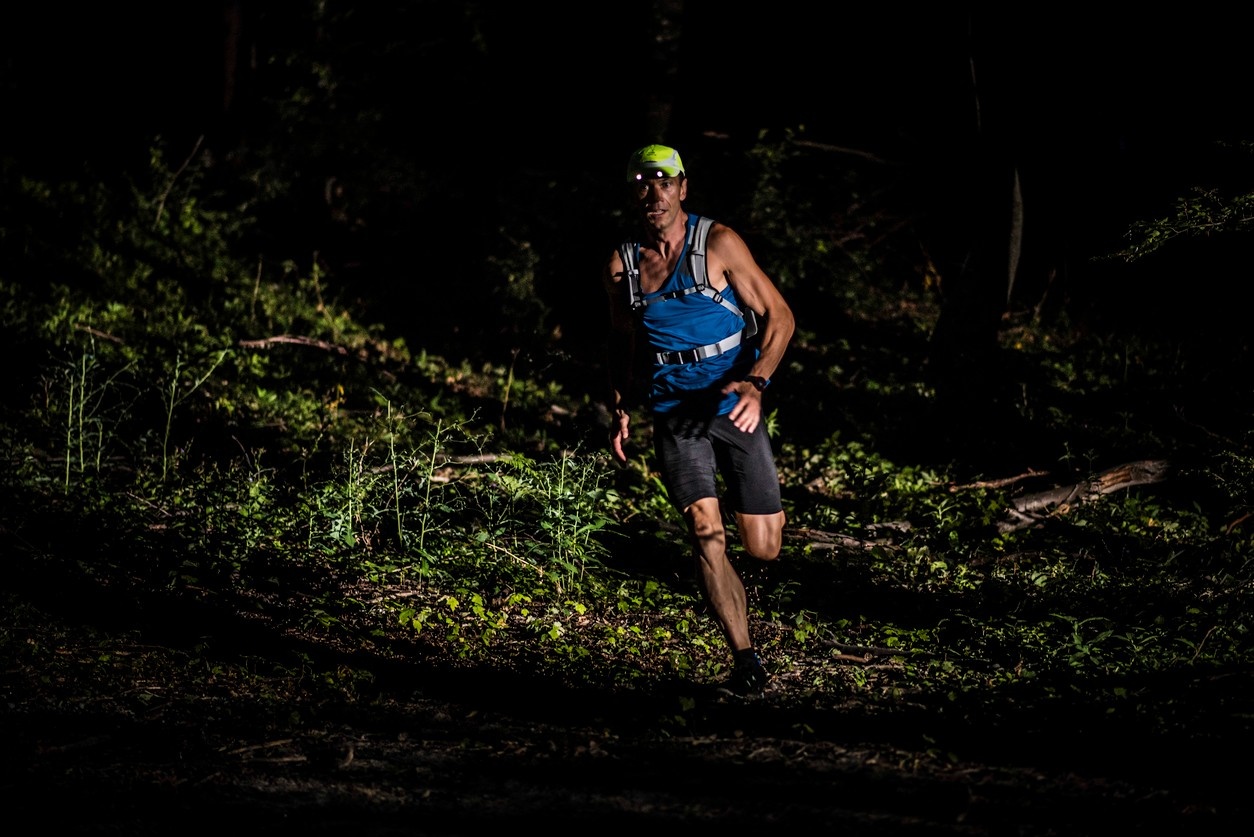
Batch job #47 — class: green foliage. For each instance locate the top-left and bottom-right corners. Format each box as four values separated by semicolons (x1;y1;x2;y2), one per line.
475;451;616;592
1111;186;1254;262
1108;142;1254;262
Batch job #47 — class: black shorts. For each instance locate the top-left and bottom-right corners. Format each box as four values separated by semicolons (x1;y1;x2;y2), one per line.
653;410;783;515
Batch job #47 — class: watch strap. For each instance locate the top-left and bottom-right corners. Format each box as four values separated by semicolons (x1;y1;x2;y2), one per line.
744;375;770;392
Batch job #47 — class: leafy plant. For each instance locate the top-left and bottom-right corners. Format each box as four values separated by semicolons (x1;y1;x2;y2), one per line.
1107;141;1254;263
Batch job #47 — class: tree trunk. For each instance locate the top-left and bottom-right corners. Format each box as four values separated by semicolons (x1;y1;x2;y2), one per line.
922;14;1025;454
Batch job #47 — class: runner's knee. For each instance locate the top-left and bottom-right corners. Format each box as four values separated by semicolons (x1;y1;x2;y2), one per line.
738;511;785;560
743;536;781;561
685;498;724;541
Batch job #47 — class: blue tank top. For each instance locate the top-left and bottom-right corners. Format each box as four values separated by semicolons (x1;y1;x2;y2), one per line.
635;214;754;415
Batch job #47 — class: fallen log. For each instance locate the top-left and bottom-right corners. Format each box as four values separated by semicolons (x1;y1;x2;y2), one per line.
997;459;1170;533
783;459;1171;550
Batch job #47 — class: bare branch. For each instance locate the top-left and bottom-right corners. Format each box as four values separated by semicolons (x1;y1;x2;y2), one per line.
237;335;350;355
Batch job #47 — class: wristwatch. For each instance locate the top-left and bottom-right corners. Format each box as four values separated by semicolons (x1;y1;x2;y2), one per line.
743;375;770;392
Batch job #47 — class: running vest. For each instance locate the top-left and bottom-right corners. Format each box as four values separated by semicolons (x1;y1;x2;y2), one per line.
617;214;758;366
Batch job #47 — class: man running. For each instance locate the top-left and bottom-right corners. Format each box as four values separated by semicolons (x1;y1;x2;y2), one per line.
602;143;795;696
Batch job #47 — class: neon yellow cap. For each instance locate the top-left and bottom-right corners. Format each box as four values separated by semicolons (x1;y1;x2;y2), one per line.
626;144;685;181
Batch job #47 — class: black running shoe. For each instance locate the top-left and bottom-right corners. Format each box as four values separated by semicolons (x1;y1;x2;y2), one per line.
720;649;769;697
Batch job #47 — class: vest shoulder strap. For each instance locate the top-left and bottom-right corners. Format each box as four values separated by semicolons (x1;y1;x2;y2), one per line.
617;240;643;309
686;214;713;291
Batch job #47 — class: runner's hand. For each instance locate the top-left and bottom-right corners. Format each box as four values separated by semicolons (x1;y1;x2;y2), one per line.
724;382;762;434
608;408;631;464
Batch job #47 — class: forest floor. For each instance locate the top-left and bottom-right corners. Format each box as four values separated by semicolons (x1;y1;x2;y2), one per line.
4;540;1251;837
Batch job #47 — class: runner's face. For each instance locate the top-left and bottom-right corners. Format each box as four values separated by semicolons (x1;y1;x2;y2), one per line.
631;175;686;229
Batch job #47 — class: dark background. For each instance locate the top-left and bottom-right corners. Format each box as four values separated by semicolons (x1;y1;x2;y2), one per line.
4;3;1252;351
